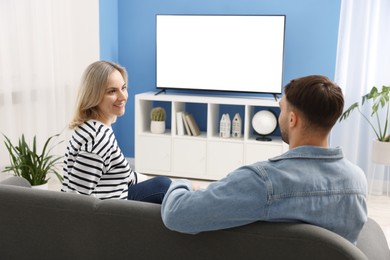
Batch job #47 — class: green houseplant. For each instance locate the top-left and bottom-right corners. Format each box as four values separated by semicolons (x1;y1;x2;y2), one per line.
339;85;390;142
2;133;63;187
150;107;166;134
339;85;390;165
151;107;166;121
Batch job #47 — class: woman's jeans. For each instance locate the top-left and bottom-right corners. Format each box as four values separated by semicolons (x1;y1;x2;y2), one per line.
127;176;171;204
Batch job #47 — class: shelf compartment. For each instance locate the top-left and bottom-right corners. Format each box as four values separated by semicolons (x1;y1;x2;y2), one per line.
136;99;172;134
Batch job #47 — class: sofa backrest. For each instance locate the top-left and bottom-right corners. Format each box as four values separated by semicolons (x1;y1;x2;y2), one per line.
0;177;388;260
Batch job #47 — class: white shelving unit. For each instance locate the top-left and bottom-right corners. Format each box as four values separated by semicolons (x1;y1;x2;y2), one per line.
135;92;288;180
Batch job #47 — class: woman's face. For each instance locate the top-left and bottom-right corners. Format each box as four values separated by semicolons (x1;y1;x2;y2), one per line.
96;69;128;125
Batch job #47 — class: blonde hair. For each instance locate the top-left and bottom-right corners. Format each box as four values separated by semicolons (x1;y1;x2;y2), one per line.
69;61;128;129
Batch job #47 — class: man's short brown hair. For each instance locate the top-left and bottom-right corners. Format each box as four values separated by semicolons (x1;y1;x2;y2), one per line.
284;75;344;130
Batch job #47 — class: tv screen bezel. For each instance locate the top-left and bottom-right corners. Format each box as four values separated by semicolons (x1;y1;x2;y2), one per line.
155;14;286;95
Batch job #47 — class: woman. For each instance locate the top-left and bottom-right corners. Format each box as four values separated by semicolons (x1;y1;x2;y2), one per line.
61;60;171;203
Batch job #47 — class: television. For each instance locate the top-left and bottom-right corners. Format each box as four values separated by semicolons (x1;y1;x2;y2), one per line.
156;14;286;94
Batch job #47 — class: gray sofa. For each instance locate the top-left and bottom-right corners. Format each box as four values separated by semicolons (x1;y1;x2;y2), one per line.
0;176;389;260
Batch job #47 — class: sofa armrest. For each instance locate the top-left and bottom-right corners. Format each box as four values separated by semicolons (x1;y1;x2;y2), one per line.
357;217;390;260
0;176;31;188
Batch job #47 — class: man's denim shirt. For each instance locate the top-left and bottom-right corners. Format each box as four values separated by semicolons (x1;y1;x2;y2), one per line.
161;146;368;244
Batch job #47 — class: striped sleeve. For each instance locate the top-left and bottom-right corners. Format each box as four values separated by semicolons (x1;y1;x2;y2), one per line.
67;151;104;196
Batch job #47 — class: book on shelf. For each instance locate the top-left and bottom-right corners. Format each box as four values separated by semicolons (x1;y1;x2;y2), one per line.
176;111;185;136
185;113;201;136
182;112;192;136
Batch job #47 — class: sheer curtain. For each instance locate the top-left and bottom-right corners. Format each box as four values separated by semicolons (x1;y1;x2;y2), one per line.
0;0;99;178
331;0;390;195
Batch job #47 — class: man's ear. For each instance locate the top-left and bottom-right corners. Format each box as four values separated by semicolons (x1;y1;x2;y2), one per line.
289;111;298;127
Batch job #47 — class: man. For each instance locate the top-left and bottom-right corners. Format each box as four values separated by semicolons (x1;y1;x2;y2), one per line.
161;75;367;244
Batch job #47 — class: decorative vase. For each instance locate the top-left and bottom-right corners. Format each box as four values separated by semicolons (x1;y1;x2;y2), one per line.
232;113;242;138
151;121;166;134
372;139;390;165
219;113;231;138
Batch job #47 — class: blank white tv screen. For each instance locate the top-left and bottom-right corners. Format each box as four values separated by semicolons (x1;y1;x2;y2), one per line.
156;15;286;94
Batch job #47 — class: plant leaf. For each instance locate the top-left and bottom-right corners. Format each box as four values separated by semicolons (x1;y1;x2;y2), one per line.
2;133;64;185
339;102;359;122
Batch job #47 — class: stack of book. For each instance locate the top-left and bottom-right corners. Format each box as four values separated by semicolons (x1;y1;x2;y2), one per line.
176;111;201;136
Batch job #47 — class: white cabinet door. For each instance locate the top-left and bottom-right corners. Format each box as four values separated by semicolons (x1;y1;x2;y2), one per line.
173;138;207;178
135;136;171;174
207;141;244;180
245;143;283;165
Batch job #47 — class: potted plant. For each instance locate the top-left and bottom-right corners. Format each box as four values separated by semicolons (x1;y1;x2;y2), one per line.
339;85;390;164
2;133;64;188
150;107;166;134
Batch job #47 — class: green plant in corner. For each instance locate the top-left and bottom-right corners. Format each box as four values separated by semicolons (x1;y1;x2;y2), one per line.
339;85;390;142
2;133;64;186
150;107;166;121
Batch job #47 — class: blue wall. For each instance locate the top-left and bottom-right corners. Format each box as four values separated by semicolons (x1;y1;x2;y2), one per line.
100;0;341;158
99;0;119;63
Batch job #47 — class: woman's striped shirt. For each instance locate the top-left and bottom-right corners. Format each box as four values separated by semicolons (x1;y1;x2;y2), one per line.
61;120;138;200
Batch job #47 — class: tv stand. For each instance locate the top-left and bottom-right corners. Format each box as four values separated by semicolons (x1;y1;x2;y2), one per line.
154;88;166;95
135;92;288;180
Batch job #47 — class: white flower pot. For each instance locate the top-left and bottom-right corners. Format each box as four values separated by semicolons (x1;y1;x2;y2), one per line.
32;183;49;190
372;139;390;165
150;121;166;134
